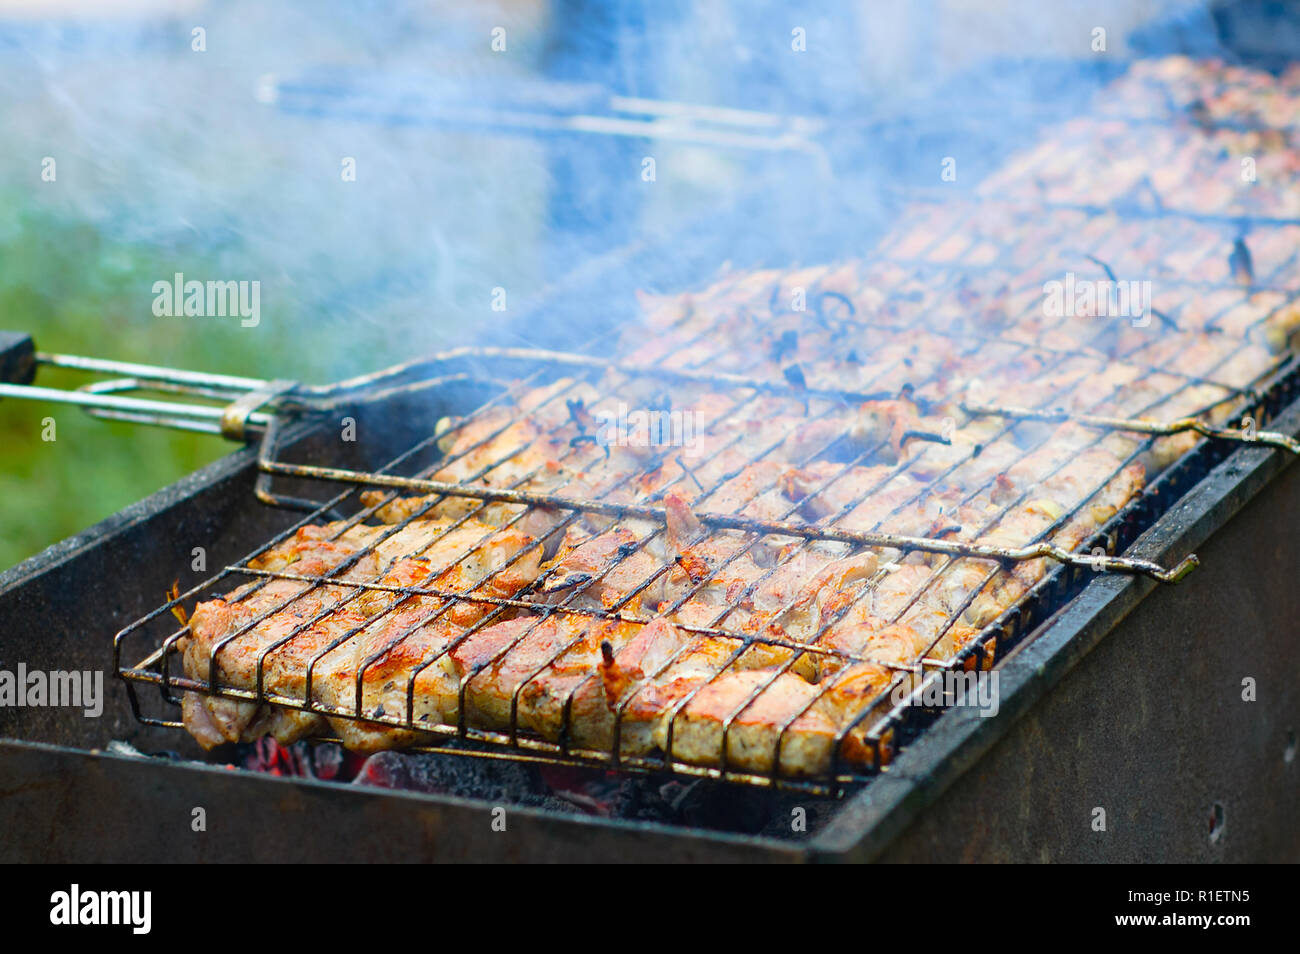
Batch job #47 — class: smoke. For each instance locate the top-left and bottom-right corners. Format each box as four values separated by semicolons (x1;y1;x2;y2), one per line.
0;0;1232;383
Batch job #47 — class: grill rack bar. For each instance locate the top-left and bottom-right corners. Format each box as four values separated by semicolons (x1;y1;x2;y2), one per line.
115;385;1257;797
254;452;1199;582
961;400;1300;455
116;340;930;795
10;341;1283;473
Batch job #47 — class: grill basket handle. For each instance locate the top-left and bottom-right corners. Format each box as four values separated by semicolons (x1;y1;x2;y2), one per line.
0;331;36;386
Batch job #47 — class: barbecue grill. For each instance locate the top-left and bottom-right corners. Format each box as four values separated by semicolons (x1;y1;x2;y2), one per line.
2;337;1253;787
4;6;1300;862
2;330;1297;860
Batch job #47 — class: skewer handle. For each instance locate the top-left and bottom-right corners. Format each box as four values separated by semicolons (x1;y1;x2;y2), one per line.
0;331;36;386
0;332;277;436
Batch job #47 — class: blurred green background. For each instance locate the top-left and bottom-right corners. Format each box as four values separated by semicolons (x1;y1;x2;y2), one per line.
0;202;334;570
0;3;556;572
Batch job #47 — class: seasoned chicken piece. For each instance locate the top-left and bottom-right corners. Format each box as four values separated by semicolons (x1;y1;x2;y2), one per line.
366;520;544;618
997;423;1102;490
908;557;1008;635
921;436;1026;497
732;547;881;647
511;617;653;747
1040;450;1143;527
911;452;1146;637
244;520;388;573
696;460;792;520
812;662;909;769
713;407;850;468
457;616;599;731
312;584;468;751
779;462;895;520
535;521;669;613
180;523;386;748
834;473;931;536
433;414;561;499
333;614;535;748
535;483;786;618
658;656;912;777
844;562;937;623
814;620;930;678
657;670;839;776
660;544;770;630
593;617;702;755
358;461;592;540
309;544;526;751
961;459;1147;633
735;544;857;623
182;577;365;749
319;520;548;749
181;519;544;751
356;613;688;759
663;539;870;667
617;636;747;756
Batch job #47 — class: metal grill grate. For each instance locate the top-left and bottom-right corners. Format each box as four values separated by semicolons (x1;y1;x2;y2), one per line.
97;57;1300;793
112;277;1298;793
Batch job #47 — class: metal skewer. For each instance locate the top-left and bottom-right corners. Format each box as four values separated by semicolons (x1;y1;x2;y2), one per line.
0;334;1210;582
255;441;1200;583
961;400;1300;455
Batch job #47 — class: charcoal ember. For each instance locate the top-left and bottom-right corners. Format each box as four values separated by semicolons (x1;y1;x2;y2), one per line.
240;742;830;837
351;751;415;789
757;796;834;839
240;737;313;777
537;766;634;816
350;749;553;807
348;752;662;819
654;780;697;815
660;780;776;833
310;742;346;780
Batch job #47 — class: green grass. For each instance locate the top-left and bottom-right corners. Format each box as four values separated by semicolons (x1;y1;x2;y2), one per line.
0;119;550;573
0;204;341;572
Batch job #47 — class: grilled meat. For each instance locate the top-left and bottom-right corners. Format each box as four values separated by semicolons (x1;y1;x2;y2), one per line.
171;54;1300;778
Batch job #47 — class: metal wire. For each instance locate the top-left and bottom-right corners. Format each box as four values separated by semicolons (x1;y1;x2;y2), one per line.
110;59;1300;793
116;267;1293;787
